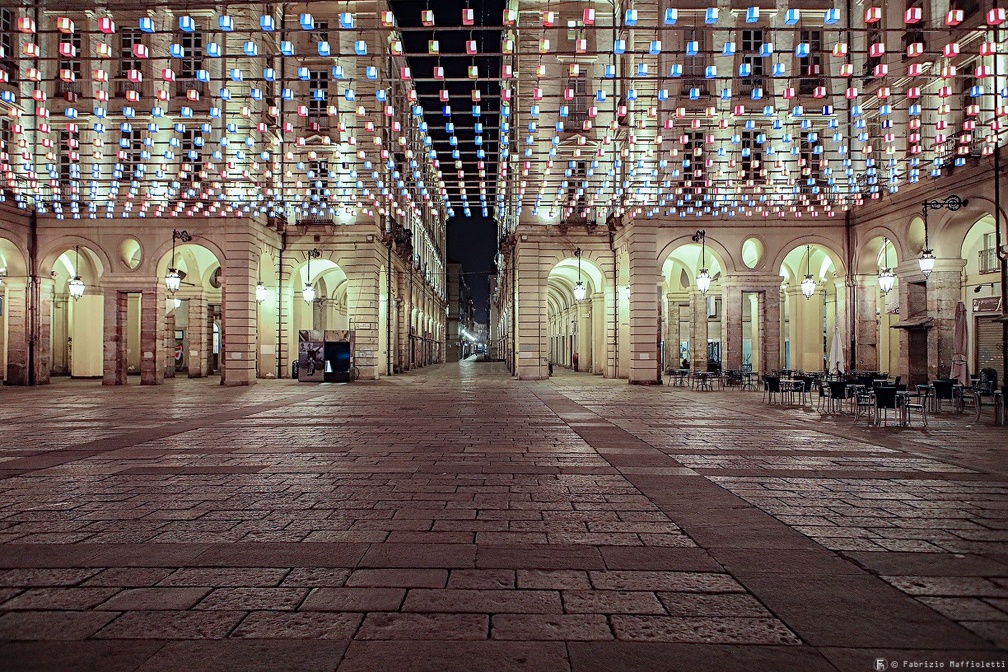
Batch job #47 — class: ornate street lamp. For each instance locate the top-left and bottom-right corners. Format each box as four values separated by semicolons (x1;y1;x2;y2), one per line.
166;229;191;294
693;230;711;294
919;195;967;279
255;282;268;303
68;245;85;300
573;247;586;302
303;248;320;303
624;283;631;300
801;244;816;299
878;237;895;295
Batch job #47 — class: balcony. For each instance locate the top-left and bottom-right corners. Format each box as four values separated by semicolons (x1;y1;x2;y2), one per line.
979;247;998;274
798;77;824;96
115;78;142;98
306;114;330;133
739;76;765;97
175;79;206;98
55;79;81;98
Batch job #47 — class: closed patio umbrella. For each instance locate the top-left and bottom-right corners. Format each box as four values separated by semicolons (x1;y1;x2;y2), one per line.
828;322;845;374
951;300;969;386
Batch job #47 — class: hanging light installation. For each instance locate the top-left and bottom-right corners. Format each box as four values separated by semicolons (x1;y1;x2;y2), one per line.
166;229;191;294
878;237;895;295
693;230;711;294
68;245;86;300
801;244;817;299
573;247;586;302
303;248;321;303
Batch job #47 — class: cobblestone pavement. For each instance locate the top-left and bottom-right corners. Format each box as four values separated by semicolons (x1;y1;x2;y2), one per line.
1;361;1006;671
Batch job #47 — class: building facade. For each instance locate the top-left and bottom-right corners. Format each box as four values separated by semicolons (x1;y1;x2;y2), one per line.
0;1;447;385
446;261;476;361
491;0;1007;387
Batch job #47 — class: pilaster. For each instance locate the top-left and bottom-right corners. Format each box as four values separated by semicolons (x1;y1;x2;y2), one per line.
723;283;744;370
689;290;708;372
220;228;258;386
102;287;127;385
139;285;166;385
188;295;208;378
624;222;660;384
4;283;28;385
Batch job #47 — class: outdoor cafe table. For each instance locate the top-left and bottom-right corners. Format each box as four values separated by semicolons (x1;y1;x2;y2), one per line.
779;378;806;405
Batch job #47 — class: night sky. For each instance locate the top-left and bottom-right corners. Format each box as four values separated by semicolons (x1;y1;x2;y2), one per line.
447;216;497;323
387;0;505;326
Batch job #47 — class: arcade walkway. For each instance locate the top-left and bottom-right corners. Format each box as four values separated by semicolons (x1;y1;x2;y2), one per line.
0;362;1006;671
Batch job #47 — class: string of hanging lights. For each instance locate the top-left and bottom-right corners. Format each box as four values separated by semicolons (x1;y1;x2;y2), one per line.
0;4;1004;228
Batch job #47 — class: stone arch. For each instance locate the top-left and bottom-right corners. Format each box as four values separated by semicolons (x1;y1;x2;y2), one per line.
770;236;847;281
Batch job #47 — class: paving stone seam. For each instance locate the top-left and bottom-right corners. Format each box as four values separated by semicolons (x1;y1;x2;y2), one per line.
532;383;992;652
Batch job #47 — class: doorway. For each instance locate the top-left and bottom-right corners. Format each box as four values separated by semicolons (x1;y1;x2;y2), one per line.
908;329;929;386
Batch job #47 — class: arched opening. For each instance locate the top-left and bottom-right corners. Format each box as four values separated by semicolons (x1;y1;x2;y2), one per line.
857;236;901;375
256;251;279;378
0;238;28;383
661;241;727;373
157;243;223;379
547;253;605;375
779;244;843;373
50;245;104;378
961;216;1003;385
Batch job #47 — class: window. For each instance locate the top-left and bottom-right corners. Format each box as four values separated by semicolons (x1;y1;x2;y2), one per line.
740;29;764;96
951;0;980;18
799;134;821;193
310;160;329;200
178;30;203;80
121;128;143;177
980;233;998;273
117;28;143;97
799;30;823;95
681;28;707;95
741;131;762;179
680;131;703;185
902;0;926;61
864;24;882;82
57;29;82;96
308;69;328;120
565;73;588;125
0;8;15;84
308;21;329;48
0;117;10;156
180;128;201;172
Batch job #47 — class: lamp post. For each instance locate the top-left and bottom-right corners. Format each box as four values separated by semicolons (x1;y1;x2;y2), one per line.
878;237;895;295
920;195;968;279
166;229;191;294
693;230;711;294
801;244;816;299
573;247;586;302
303;248;320;303
68;245;85;300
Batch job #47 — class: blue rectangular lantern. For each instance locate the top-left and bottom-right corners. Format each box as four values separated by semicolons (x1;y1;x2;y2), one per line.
260;15;275;31
664;8;678;24
299;14;315;30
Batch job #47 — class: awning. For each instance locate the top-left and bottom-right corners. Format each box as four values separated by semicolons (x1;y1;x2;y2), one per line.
891;314;934;329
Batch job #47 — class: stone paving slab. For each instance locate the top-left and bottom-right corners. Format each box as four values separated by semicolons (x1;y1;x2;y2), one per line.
0;365;1006;670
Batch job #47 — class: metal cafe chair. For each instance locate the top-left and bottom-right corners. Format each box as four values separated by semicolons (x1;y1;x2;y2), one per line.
873;386;899;427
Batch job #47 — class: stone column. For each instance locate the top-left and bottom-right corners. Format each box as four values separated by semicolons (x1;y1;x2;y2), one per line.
926;261;966;381
748;292;762;373
666;292;678;371
164;309;176;378
591;291;605;375
188;295;208;378
722;282;744;370
102;287;128;386
33;278;53;385
854;275;879;371
220;228;258;386
690;290;709;371
4;282;29;385
762;286;782;373
624;223;660;384
139;284;166;385
340;243;382;380
515;238;548;380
